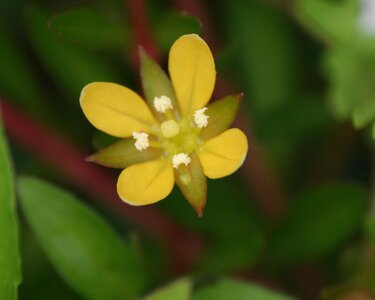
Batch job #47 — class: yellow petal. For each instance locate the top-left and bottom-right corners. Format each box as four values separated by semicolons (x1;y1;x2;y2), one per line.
198;128;248;179
168;34;216;116
80;82;156;137
117;159;174;205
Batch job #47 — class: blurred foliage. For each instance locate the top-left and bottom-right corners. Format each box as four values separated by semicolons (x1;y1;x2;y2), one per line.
192;278;295;300
18;177;147;300
296;0;375;138
143;278;191;300
0;0;374;299
268;183;367;266
0;116;21;300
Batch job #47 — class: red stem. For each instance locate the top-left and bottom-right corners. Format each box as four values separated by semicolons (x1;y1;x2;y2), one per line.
1;99;203;273
127;0;161;67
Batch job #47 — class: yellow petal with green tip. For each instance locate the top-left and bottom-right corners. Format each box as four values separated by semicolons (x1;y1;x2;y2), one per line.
198;128;248;179
169;34;215;116
117;159;174;205
80;82;156;137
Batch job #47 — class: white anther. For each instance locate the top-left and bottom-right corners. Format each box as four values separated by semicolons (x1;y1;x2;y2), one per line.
172;153;191;169
193;107;209;128
153;96;173;113
358;0;375;36
132;132;149;151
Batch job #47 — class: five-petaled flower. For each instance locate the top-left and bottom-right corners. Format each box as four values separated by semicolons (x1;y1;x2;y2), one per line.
80;34;248;216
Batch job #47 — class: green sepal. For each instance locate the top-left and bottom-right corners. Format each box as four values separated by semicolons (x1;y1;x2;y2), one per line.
200;93;243;141
139;48;179;121
86;138;161;169
175;153;207;217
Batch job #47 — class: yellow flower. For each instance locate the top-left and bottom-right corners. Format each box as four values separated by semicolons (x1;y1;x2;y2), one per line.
80;34;248;216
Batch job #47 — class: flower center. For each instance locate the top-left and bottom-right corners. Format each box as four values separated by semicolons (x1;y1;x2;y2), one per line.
160;120;180;138
132;99;210;169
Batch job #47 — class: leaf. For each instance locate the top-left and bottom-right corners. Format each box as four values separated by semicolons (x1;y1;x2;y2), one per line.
353;98;375;129
87;137;162;168
0;114;21;299
193;278;295;300
295;0;357;43
200;94;243;141
161;179;263;273
143;278;192;300
175;153;207;217
268;183;367;266
26;5;122;98
18;176;147;300
0;28;50;119
326;47;375;121
49;6;129;52
225;0;300;115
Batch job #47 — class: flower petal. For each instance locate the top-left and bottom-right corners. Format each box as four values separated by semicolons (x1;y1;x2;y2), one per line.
86;138;162;169
169;34;216;116
117;159;174;205
200;93;243;140
80;82;156;137
175;153;207;217
198;128;248;179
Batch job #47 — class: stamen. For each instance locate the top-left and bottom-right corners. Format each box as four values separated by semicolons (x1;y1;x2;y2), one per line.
193;107;209;128
153;95;173;113
132;132;149;151
172;153;191;169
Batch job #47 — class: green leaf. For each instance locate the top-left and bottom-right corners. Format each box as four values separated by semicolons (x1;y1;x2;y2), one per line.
161;179;263;273
201;94;243;141
175;153;207;217
154;11;201;54
50;6;129;52
0;28;48;118
295;0;358;43
257;96;330;139
18;176;147;300
139;48;179;120
87;137;162;168
225;1;300;115
0;115;21;299
143;278;191;300
193;278;295;300
26;5;122;98
326;47;375;121
353;98;375;128
269;183;367;266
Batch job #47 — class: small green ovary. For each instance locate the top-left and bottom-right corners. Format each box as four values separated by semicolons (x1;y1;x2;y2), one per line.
158;117;201;158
